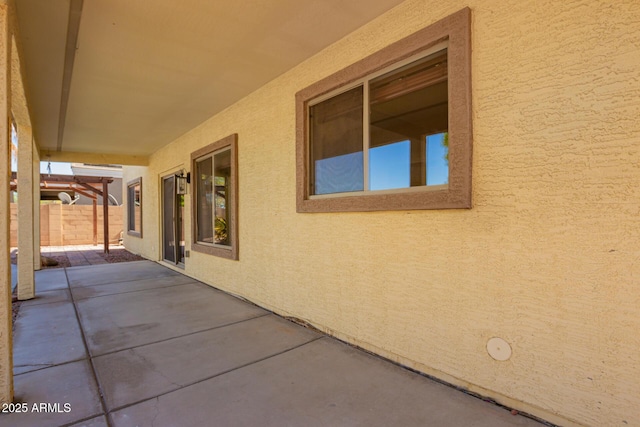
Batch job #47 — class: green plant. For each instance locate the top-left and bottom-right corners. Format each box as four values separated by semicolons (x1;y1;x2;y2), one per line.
214;216;228;243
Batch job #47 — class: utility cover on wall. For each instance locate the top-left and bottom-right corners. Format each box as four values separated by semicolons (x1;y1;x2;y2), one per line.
487;337;512;361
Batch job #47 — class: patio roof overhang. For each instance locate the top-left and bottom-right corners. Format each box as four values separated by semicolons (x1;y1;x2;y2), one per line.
2;0;408;407
14;0;405;162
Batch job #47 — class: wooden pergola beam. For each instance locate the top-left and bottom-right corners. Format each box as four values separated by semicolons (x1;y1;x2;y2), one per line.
11;172;113;185
11;172;116;253
70;187;96;199
10;183;99;200
76;182;103;197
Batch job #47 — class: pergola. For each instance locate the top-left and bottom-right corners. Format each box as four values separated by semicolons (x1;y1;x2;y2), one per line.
10;173;114;254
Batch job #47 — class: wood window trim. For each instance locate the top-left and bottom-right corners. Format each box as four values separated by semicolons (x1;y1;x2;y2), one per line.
190;134;239;260
295;7;472;212
126;177;142;238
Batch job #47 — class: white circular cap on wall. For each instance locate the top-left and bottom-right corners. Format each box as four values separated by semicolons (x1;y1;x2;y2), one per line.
487;337;512;361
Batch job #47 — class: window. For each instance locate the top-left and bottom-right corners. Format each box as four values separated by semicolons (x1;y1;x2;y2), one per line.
191;134;238;260
126;177;142;237
296;8;471;212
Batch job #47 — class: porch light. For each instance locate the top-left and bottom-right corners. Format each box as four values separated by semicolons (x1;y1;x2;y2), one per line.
176;173;189;195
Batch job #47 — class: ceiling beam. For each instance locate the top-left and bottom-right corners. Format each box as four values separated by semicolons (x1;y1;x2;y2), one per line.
40;150;149;166
56;0;83;152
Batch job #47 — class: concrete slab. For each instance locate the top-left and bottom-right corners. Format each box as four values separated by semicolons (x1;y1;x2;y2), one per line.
76;282;268;356
35;268;68;291
13;302;86;374
67;261;180;287
71;274;197;300
110;338;542;427
68;415;109;427
7;261;548;426
19;289;71;307
95;314;320;410
5;360;103;427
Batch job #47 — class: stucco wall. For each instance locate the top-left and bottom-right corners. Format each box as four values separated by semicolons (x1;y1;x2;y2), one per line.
123;1;640;426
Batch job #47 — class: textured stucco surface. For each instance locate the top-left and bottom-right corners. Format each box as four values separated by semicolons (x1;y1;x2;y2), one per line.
123;1;640;425
16;124;34;300
0;2;12;404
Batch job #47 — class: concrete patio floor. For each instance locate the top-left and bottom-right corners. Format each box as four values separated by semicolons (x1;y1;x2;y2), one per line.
3;261;546;427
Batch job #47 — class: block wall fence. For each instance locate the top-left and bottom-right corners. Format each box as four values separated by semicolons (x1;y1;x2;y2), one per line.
9;204;123;247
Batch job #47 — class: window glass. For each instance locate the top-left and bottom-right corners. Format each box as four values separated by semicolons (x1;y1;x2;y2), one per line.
213;149;231;246
133;184;141;230
126;178;142;237
191;134;238;259
196;157;213;243
369;49;448;189
426;133;448;185
307;50;448;196
309;86;363;195
296;8;471;212
369;140;410;191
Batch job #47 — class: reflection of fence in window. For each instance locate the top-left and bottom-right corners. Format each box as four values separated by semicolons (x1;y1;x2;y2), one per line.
127;178;142;236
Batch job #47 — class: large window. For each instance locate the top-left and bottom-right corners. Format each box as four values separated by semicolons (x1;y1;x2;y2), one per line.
191;134;238;260
126;177;142;237
296;8;471;212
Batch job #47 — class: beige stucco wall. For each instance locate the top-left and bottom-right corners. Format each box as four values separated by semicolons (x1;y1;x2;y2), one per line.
123;1;640;426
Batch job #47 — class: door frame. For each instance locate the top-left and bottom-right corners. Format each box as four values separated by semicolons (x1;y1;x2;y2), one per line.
160;168;186;268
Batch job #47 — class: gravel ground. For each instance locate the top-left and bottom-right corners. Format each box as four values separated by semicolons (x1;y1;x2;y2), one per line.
11;247;145;269
11;294;21;331
100;248;146;264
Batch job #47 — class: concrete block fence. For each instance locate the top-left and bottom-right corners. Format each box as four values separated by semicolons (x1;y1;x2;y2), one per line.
10;204;123;247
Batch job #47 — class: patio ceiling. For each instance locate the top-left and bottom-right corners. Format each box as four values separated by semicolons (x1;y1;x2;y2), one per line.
14;0;405;161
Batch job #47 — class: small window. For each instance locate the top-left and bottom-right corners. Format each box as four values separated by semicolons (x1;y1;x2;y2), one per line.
296;8;471;212
191;134;238;260
127;177;142;237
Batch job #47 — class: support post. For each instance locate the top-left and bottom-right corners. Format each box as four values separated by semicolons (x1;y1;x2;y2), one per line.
17;125;34;300
92;198;97;246
32;140;40;270
102;179;109;254
0;3;13;404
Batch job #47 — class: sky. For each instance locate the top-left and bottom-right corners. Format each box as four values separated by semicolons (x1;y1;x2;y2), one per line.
10;124;73;175
316;133;449;194
369;134;449;190
40;161;73;175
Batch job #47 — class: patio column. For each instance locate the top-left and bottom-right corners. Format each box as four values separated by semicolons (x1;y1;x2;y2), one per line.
32;140;40;270
17;124;35;300
0;1;13;405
